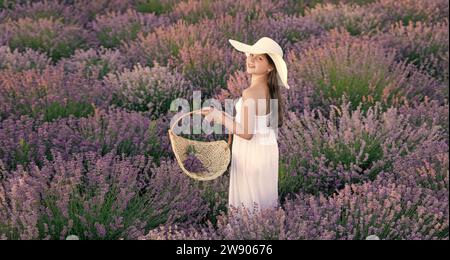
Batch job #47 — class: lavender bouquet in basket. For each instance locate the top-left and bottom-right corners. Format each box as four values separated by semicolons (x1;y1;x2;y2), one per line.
183;145;208;173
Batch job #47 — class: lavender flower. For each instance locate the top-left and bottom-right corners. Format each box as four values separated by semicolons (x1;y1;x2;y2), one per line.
182;145;208;173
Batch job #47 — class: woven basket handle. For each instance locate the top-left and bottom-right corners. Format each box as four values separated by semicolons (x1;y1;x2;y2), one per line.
169;108;232;147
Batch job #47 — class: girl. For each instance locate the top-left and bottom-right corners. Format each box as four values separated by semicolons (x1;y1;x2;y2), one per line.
201;37;290;214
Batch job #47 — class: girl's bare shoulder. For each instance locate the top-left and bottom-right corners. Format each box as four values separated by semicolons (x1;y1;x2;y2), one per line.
242;86;266;101
241;87;268;115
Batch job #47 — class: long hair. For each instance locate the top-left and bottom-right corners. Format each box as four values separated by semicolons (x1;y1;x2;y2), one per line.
264;54;285;128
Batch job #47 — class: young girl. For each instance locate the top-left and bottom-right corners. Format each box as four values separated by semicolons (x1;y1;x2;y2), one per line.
201;37;290;214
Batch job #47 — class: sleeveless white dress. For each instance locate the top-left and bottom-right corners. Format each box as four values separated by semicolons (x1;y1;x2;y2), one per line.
228;97;279;213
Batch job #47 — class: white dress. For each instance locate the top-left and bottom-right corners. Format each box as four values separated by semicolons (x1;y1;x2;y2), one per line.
228;97;279;213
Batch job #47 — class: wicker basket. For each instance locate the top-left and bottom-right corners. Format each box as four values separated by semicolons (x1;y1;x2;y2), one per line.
168;109;232;181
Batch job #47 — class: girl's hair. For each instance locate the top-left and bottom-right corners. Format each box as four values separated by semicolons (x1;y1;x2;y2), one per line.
264;53;285;128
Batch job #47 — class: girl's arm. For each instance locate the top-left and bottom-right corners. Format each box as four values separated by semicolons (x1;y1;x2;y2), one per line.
207;91;256;140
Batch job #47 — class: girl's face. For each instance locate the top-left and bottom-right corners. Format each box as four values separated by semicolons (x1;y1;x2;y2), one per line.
246;53;273;75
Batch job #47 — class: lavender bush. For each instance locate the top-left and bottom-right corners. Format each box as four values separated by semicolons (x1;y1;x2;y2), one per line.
255;13;326;52
68;0;139;26
0;17;94;61
200;12;325;54
58;46;127;80
135;0;180;15
168;41;241;97
195;173;230;226
304;0;449;35
140;206;287;240
197;12;258;48
90;8;171;49
0;45;51;72
378;141;448;198
275;0;379;17
170;0;286;24
142;178;448;240
5;0;83;24
368;0;449;27
0;64;110;121
282;179;448;240
0;152;208;240
373;20;449;85
303;0;448;37
397;97;449;142
0;107;171;172
287;29;444;114
278;99;443;197
123;19;220;68
304;2;387;36
104;63;192;119
144;141;449;240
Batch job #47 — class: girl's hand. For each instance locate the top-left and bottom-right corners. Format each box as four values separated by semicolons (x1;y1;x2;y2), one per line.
200;107;222;124
200;106;213;116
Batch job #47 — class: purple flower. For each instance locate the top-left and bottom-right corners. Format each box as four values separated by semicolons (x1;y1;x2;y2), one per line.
182;145;208;173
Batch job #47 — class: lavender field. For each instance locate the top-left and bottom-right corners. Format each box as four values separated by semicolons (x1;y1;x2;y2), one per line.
0;0;448;240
